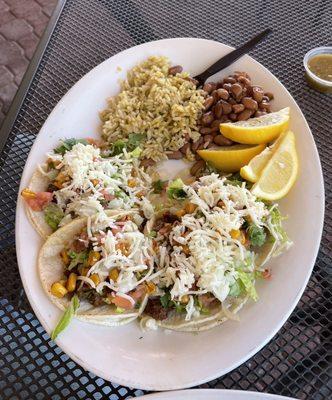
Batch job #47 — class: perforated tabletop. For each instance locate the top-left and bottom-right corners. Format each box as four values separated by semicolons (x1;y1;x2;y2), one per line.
0;1;331;399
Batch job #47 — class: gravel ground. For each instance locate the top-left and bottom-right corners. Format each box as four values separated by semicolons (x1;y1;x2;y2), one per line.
0;0;57;128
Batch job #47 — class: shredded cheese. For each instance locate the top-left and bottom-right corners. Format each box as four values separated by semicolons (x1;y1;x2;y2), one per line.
156;174;270;319
48;143;152;223
83;214;153;295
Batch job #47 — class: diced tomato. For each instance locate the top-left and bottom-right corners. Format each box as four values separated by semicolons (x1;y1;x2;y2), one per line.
24;192;53;211
130;285;147;301
262;269;272;280
101;189;115;202
112;295;134;310
86;137;103;147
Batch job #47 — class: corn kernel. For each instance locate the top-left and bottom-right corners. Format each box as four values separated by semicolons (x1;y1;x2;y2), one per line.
91;179;99;186
109;268;119;282
53;181;62;189
51;282;68;298
240;230;247;245
81;266;90;276
55;171;67;182
145;281;156;294
175;209;186;218
230;229;241;239
54;172;69;188
90;274;100;286
21;188;36;199
115;242;130;256
180;295;189;304
185;202;196;214
127;179;136;188
106;293;114;303
66;273;77;292
60;250;70;265
88;251;101;266
136;190;144;198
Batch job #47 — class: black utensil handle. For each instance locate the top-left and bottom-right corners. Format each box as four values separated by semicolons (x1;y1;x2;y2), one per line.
194;28;272;85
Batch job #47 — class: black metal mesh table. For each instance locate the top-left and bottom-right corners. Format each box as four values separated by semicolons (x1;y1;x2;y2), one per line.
0;1;331;399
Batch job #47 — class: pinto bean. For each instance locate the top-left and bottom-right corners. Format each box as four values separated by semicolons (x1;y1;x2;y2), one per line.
200;127;212;135
191;137;204;152
140;158;155;168
168;65;183;75
237;109;253;121
201;112;214;126
232;103;245;113
204;96;214;111
180;143;191;154
216;88;229;100
242;97;258;111
213;135;233;146
168;150;183;159
190;160;206;176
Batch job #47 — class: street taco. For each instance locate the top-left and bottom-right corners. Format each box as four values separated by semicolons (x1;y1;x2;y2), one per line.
38;210;155;330
141;174;291;331
22;138;151;238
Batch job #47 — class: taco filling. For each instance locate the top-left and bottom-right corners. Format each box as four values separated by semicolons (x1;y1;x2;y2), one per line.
143;173;291;327
21;138;152;234
49;212;155;312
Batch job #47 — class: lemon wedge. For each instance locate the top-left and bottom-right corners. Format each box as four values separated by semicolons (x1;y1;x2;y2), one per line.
240;147;273;182
198;144;266;173
220;107;290;144
251;131;298;200
240;132;285;182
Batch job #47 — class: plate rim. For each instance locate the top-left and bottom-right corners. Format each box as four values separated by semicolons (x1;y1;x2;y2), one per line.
15;37;325;390
139;389;296;400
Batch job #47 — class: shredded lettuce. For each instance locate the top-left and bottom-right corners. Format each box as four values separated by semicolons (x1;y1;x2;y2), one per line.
54;138;88;155
160;292;171;308
129;147;142;158
147;230;157;238
266;206;291;257
225;172;253;189
51;294;80;340
229;280;244;297
152;179;167;194
255;270;264;279
229;265;258;301
269;206;289;242
114;189;128;200
110;139;126;156
127;133;145;149
167;178;187;200
109;133;145;156
247;224;267;247
110;133;145;158
67;251;88;271
237;271;258;301
44;203;64;231
174;302;186;313
195;297;210;315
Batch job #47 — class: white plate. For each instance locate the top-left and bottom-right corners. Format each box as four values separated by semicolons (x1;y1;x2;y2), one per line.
141;389;295;400
16;38;324;390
